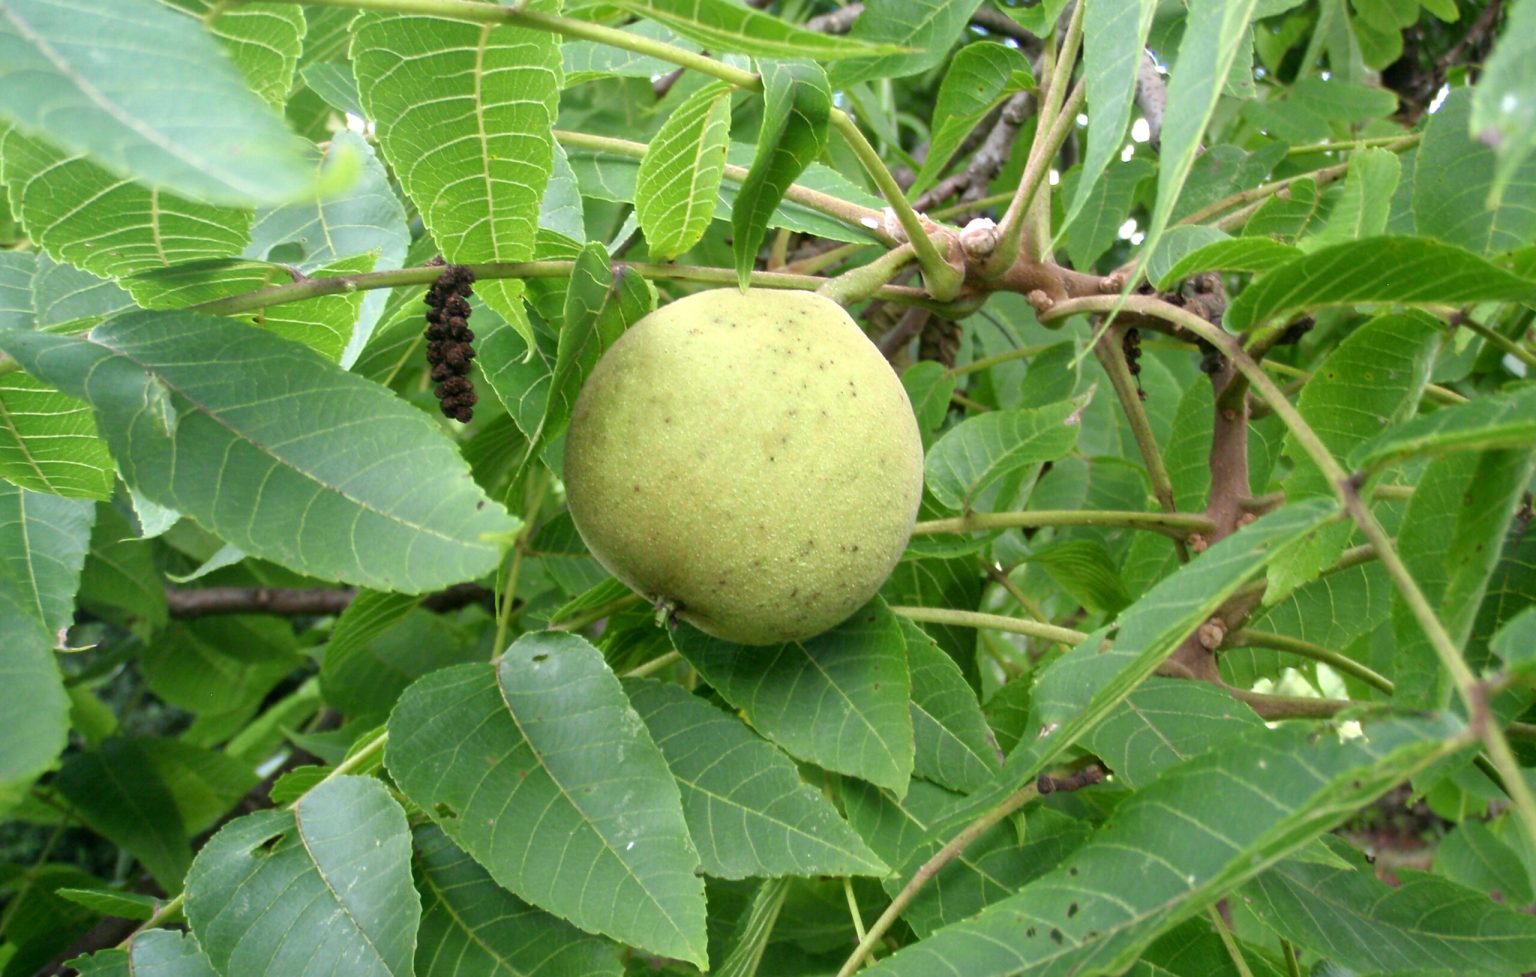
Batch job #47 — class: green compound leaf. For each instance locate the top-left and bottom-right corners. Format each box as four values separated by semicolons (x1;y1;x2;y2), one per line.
925;398;1082;512
636;81;733;261
0;311;515;593
0;371;115;501
413;824;624;977
913;43;1034;196
733;61;832;288
1245;837;1536;976
1352;383;1536;471
606;0;899;61
1224;236;1536;331
625;678;889;880
865;715;1470;977
0;127;251;280
352;10;561;347
185;776;420;977
386;633;707;966
673;600;915;794
0;0;315;207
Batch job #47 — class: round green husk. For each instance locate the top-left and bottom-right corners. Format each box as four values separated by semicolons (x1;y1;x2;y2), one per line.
564;288;924;645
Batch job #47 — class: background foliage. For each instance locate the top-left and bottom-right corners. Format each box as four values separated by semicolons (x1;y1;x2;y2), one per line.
1;1;1535;976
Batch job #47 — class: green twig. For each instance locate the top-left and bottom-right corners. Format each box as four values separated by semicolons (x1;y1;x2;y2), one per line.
986;81;1086;276
912;509;1215;540
624;649;682;679
989;0;1085;273
889;605;1088;646
818;244;916;306
1209;906;1256;977
1282;939;1303;977
827;113;963;301
1229;629;1394;694
1457;314;1536;370
1092;325;1188;561
834;783;1040;977
947;341;1057;377
187;260;925;318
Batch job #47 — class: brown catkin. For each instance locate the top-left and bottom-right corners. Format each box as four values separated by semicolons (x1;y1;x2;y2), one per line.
423;264;478;422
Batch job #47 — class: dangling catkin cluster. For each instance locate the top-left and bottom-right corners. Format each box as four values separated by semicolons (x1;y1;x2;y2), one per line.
423;263;478;422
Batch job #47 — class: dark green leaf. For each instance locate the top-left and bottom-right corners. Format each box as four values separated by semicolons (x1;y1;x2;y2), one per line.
1352;383;1536;470
903;618;998;794
1434;817;1535;907
386;634;707;966
608;0;898;60
185;776;420;977
1140;0;1261;278
673;600;915;793
1024;538;1132;616
55;739;191;892
1063;158;1155;272
1392;448;1536;707
0;311;516;592
925;398;1082;511
413;824;623;977
1245;837;1536;976
0;126;251;279
0;486;79;808
1087;678;1264;788
1270;312;1438;596
733;61;832;287
1224;237;1536;331
1415;88;1536;254
626;678;888;879
322;609;488;721
865;715;1468;977
844;780;1089;938
1303;146;1400;250
943;501;1336;835
1154;238;1302;289
534;242;656;463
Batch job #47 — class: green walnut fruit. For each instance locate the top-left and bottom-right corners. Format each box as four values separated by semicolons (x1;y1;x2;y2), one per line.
564;288;924;646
